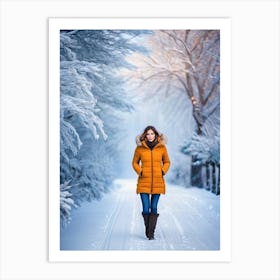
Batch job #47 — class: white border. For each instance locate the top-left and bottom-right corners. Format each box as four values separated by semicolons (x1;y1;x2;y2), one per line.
49;18;231;262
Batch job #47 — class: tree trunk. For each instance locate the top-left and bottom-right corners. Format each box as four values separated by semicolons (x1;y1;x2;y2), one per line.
190;126;204;188
191;155;203;187
202;161;220;195
205;161;211;191
216;163;220;195
211;161;216;193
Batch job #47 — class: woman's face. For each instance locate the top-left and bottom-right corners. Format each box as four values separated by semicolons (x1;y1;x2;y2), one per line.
146;129;156;142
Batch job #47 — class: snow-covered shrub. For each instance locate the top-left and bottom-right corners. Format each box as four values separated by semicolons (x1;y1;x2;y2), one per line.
181;110;220;166
60;180;77;228
181;132;220;166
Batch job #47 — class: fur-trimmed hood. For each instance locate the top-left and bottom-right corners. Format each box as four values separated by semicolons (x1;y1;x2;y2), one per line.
135;133;168;147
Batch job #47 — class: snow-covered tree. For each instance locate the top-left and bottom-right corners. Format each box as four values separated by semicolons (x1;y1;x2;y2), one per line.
181;108;220;193
60;61;107;183
60;180;77;228
181;131;219;166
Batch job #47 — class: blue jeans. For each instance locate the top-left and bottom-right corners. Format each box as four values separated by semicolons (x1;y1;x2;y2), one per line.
140;193;160;214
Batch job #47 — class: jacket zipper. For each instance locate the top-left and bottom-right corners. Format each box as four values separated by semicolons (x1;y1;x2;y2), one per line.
151;149;153;193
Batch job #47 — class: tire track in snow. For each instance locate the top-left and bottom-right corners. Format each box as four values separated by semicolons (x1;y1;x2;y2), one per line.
156;222;170;250
92;186;124;250
159;204;191;250
162;186;219;250
128;190;148;250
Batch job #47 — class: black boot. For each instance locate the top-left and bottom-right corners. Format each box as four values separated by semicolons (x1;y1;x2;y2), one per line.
147;213;159;240
142;213;150;238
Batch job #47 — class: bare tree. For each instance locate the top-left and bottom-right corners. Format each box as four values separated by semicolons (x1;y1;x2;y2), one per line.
124;30;220;187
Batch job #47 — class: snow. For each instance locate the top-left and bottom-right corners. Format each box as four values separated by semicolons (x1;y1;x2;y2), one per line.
60;178;220;251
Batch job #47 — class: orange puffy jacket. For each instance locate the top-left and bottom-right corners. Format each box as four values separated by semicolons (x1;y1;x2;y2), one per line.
132;134;171;194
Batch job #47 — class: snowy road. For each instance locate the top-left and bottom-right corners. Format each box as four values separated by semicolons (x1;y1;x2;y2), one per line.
60;179;220;250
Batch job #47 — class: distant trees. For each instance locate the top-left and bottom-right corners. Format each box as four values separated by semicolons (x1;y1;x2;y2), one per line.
181;109;220;194
124;30;220;191
60;30;150;226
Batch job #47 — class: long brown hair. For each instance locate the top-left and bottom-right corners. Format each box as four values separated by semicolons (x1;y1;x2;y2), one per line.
139;125;160;142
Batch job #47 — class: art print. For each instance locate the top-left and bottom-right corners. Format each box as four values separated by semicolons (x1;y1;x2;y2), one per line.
49;18;231;262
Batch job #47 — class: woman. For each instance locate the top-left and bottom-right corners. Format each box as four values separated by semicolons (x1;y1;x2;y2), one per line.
132;125;171;240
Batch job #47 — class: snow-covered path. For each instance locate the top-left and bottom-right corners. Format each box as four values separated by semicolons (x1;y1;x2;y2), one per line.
60;179;220;250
